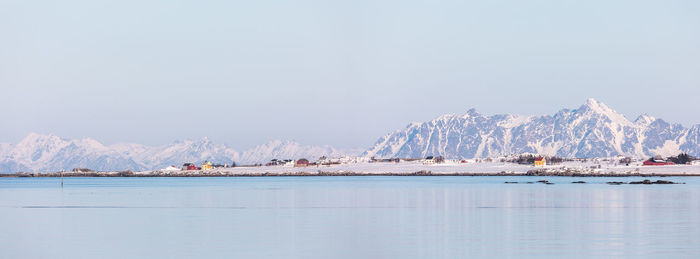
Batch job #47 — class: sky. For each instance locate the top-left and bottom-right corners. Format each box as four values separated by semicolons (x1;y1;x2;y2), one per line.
1;0;699;149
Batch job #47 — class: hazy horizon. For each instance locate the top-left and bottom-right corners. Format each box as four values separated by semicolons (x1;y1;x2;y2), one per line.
2;0;699;149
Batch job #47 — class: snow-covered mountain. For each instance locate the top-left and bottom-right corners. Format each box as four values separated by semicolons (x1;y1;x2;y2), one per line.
133;138;239;170
236;140;349;164
364;99;700;159
0;135;355;173
0;133;142;173
3;98;697;173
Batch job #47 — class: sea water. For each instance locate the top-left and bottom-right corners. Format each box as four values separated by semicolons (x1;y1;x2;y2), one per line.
1;176;699;258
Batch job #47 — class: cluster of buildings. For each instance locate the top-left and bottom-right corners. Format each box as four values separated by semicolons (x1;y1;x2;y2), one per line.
175;156;453;171
168;153;694;172
270;155;548;167
168;152;556;172
179;161;230;171
175;157;333;171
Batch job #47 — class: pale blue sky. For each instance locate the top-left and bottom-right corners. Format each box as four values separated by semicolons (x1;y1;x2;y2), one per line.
1;0;699;149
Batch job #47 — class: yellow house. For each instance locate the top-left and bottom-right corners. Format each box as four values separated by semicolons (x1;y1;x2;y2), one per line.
534;157;546;166
201;161;213;170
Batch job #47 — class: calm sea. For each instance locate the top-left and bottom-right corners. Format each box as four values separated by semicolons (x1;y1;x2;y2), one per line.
1;176;699;258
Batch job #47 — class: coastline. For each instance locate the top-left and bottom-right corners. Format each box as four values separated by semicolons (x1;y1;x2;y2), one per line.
3;170;700;177
4;161;700;177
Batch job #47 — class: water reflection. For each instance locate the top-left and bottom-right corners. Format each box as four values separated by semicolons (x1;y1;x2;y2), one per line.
0;177;699;258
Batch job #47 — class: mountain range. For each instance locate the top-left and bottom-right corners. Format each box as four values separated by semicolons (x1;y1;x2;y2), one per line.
0;135;352;173
2;99;698;173
364;99;699;159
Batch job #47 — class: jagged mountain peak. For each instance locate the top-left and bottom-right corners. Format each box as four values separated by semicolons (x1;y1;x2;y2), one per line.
583;97;603;107
10;133;70;164
365;100;699;159
463;108;482;117
575;98;631;123
580;98;609;110
635;114;657;125
18;132;64;145
72;137;106;149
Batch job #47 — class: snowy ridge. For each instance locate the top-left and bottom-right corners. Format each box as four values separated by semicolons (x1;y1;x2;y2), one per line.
236;140;349;164
0;135;357;173
364;99;700;159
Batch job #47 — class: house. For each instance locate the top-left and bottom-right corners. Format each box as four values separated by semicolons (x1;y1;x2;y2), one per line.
422;156;445;165
295;158;310;167
267;159;294;166
643;159;675;166
182;163;199;171
266;159;283;166
201;161;213;170
534;157;546;166
643;156;675;166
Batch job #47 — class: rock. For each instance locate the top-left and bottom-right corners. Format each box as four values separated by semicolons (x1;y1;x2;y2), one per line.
537;180;549;183
606;181;625;185
504;181;519;184
629;179;679;184
652;180;676;184
572;181;586;184
629;179;652;184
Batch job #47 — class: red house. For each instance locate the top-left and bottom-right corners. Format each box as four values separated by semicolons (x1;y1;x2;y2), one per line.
642;160;675;166
182;163;199;170
295;158;310;167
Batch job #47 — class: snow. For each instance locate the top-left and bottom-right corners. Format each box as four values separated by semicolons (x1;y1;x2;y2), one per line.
136;160;700;176
635;114;657;125
498;114;532;128
162;165;179;171
649;140;682;157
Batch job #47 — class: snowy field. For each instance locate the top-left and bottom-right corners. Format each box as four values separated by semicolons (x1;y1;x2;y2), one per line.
137;160;700;176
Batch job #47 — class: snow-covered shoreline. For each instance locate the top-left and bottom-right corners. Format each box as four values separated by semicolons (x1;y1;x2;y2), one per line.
4;161;700;177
